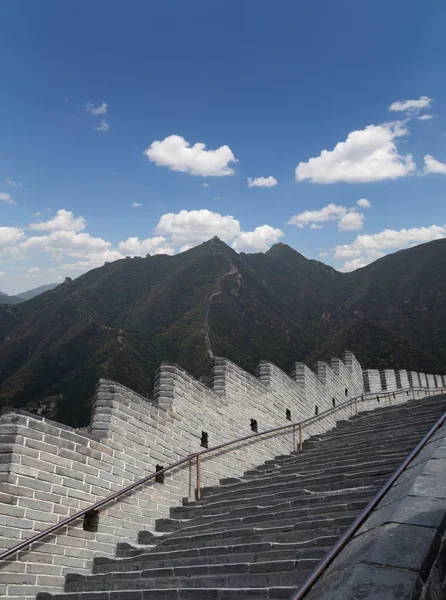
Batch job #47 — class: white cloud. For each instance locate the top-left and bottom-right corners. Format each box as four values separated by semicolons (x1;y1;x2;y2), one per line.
334;225;446;271
28;209;87;232
4;177;21;188
388;96;432;115
424;154;446;175
155;209;241;246
319;251;329;258
144;135;238;177
27;267;40;274
342;257;377;271
288;203;348;228
0;192;15;204
22;230;113;259
201;182;209;187
85;101;108;116
247;176;278;188
357;198;371;208
295;122;415;184
93;120;110;132
232;225;284;252
131;202;142;208
0;227;25;248
118;236;174;257
34;212;41;217
310;224;324;230
338;212;365;231
418;114;434;121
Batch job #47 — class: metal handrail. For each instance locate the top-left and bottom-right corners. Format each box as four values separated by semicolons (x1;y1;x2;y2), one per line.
289;405;446;599
0;384;443;562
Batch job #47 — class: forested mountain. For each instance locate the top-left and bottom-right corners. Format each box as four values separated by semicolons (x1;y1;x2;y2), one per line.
0;237;444;426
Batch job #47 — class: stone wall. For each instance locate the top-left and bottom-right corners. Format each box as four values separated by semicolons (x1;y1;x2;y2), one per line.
0;351;444;599
306;407;446;600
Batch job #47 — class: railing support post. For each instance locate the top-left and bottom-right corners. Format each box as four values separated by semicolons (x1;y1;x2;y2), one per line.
299;423;303;452
355;398;358;417
196;454;201;501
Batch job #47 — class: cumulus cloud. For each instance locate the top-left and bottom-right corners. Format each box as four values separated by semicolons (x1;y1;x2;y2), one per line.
155;209;241;246
232;225;284;252
28;209;87;232
388;96;432;115
310;224;324;230
418;114;434;121
27;267;40;274
144;135;238;177
357;198;371;208
201;182;209;187
424;155;446;175
4;177;21;188
334;225;446;271
288;204;348;228
338;212;365;231
93;120;110;132
0;192;15;204
118;236;175;257
295;122;415;184
85;101;108;116
131;202;142;208
319;251;329;258
247;176;278;188
21;231;114;261
0;227;26;248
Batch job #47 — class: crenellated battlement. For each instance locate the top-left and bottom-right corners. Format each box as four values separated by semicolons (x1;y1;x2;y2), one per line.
0;351;444;599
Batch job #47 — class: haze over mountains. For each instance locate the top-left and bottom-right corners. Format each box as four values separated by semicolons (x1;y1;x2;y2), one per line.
0;283;59;304
0;237;444;427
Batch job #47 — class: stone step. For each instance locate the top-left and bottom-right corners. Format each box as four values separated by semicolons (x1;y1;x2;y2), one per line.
94;543;330;574
64;564;313;593
157;499;368;534
70;557;319;590
182;478;387;518
224;456;403;488
171;485;379;520
116;534;339;560
139;512;360;550
38;586;298;599
198;469;392;504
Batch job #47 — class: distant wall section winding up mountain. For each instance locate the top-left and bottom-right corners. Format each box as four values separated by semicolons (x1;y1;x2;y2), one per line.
0;237;444;426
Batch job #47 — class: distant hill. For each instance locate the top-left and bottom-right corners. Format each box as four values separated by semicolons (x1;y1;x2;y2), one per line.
0;237;445;427
16;283;59;301
0;283;59;304
0;291;23;305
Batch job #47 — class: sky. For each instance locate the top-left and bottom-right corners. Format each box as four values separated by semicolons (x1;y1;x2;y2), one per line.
1;0;446;295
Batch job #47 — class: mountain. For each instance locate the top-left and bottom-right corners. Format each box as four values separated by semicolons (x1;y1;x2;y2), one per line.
0;291;23;305
0;237;444;427
0;283;59;304
16;283;59;301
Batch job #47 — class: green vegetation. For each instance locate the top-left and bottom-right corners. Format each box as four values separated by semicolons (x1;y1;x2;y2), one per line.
0;237;445;427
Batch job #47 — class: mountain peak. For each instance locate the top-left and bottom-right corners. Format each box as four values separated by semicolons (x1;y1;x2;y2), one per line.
265;243;308;261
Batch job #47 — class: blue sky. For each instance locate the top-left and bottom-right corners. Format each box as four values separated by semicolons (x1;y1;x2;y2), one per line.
1;0;446;294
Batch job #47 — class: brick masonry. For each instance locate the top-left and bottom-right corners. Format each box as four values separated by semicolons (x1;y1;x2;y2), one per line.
0;351;444;599
306;415;446;600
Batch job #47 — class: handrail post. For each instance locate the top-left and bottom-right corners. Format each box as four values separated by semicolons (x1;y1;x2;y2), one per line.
196;454;201;501
355;398;358;417
299;423;303;451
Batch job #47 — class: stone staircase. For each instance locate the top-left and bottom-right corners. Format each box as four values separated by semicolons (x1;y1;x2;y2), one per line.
37;394;446;600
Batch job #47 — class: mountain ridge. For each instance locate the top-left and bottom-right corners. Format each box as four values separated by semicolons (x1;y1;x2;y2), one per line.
0;237;444;426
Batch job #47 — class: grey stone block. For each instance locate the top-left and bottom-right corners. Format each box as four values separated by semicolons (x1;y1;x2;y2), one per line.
331;523;440;581
306;563;422;600
358;496;446;536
